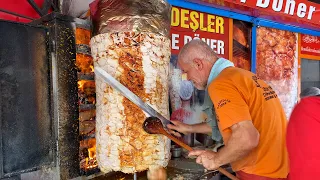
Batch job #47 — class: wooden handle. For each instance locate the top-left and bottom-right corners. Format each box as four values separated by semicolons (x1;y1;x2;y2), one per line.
162;130;239;180
163;130;193;151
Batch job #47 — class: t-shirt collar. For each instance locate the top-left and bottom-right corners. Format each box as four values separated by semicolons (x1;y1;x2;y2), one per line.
207;58;235;87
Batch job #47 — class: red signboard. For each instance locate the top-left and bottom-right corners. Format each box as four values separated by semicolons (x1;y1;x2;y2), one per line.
301;34;320;58
187;0;320;31
170;6;230;59
0;0;51;23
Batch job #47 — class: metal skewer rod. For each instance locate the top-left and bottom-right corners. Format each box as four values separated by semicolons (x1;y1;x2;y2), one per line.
133;172;137;180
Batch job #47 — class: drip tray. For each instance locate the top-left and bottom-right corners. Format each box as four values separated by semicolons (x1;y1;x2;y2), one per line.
89;157;205;180
167;157;206;179
90;155;233;180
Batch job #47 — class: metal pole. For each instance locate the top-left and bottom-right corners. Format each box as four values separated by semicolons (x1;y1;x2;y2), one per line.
134;172;137;180
0;8;35;20
251;23;257;73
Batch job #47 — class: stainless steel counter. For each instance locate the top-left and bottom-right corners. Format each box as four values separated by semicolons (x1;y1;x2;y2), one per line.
88;156;234;180
168;154;234;180
89;143;235;180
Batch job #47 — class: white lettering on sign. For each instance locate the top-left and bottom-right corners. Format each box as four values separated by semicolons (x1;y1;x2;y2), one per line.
256;0;270;8
308;6;316;20
172;34;179;50
284;0;295;15
184;35;192;44
272;0;283;12
253;0;316;20
171;34;225;55
217;41;225;54
297;3;307;18
240;0;247;2
302;47;320;54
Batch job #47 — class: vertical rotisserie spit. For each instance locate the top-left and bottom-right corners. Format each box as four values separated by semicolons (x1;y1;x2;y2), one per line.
90;0;171;174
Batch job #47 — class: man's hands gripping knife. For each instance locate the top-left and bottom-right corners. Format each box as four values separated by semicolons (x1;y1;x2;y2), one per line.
168;120;260;172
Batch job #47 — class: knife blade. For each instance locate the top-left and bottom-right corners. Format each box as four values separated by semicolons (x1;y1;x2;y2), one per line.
94;67;172;128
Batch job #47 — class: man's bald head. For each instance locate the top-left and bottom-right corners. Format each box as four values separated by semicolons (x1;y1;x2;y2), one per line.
177;39;219;90
178;39;219;64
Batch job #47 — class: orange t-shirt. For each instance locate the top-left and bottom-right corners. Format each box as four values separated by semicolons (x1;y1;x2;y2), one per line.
208;67;289;178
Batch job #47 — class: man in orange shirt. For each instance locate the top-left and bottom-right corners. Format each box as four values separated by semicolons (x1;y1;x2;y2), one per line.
168;39;289;179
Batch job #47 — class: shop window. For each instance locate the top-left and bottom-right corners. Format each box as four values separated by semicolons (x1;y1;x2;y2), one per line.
301;58;320;92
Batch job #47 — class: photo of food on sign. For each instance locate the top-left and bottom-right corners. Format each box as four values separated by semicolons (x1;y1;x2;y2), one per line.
233;20;252;71
256;27;298;118
169;6;252;145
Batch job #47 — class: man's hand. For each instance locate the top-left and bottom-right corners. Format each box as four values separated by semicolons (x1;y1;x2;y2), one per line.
167;120;192;137
188;150;220;170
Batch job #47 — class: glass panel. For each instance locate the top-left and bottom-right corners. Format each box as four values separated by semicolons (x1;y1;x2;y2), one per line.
301;58;320;92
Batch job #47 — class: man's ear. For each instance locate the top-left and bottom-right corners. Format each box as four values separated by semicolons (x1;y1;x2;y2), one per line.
192;58;203;70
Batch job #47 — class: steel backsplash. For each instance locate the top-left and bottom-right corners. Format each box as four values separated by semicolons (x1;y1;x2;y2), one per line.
32;13;95;179
0;21;54;178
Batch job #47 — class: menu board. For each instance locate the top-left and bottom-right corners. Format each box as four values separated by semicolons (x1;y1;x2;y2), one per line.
300;34;320;59
170;6;230;58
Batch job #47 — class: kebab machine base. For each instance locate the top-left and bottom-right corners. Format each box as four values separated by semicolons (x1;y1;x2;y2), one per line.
91;142;235;180
167;143;235;180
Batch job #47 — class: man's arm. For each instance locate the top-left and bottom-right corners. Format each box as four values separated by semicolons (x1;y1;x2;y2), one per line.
206;80;259;166
191;122;213;134
215;120;259;166
189;120;259;170
167;121;212;137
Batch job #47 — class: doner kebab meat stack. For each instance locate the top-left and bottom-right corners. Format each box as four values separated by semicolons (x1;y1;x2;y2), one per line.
90;0;171;173
169;65;182;112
